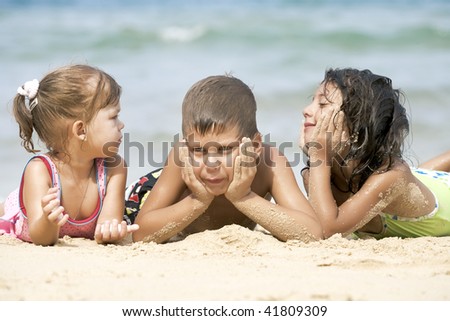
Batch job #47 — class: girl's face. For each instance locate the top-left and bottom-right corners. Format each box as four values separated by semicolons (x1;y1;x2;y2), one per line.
87;102;124;157
300;82;343;147
185;126;242;196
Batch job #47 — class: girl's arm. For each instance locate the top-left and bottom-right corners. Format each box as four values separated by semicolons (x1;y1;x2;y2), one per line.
225;141;322;242
419;150;450;172
22;159;67;246
95;155;138;244
307;110;404;237
133;147;214;243
309;161;404;237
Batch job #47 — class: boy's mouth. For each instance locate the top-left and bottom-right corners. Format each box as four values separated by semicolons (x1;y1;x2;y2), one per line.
204;177;225;185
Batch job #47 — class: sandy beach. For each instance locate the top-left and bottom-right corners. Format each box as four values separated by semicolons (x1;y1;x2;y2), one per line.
1;224;449;301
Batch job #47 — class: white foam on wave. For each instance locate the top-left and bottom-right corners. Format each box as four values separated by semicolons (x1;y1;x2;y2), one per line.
159;26;205;42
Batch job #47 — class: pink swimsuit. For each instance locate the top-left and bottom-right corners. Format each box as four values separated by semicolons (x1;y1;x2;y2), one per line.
0;154;106;242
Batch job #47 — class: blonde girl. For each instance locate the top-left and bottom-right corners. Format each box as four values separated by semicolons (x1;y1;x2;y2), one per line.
0;64;138;245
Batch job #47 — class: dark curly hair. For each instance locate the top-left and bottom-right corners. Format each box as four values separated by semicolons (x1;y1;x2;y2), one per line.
322;68;409;193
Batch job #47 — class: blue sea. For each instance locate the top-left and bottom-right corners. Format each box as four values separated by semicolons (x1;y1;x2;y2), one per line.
1;0;450;197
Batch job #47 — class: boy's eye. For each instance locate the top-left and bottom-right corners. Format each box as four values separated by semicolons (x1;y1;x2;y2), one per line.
218;145;237;154
190;145;236;155
192;147;205;154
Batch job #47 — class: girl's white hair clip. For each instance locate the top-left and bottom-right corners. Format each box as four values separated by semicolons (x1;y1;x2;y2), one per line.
17;79;39;111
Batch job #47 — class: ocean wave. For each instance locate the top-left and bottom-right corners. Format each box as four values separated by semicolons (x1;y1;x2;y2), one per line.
159;26;206;43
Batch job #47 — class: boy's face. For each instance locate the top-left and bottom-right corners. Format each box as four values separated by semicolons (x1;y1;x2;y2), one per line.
185;126;242;196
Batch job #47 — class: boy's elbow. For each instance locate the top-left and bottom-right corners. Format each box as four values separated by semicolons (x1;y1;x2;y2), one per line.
321;225;344;239
132;229;147;242
281;226;323;243
133;232;167;244
132;227;167;244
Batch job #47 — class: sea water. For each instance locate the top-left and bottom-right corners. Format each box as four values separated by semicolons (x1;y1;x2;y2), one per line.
1;0;449;197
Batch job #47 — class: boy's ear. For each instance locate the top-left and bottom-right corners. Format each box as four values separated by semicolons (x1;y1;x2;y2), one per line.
72;120;87;141
251;133;263;156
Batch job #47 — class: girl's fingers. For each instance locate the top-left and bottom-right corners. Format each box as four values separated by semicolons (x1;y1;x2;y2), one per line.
109;219;120;239
118;221;127;238
101;220;111;240
43;198;61;216
126;224;139;233
56;214;69;227
332;111;344;144
47;187;59;194
41;191;58;208
94;223;102;238
47;204;64;220
96;221;140;240
312;112;329;141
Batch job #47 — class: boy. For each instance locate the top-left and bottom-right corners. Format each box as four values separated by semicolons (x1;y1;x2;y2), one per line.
130;75;322;243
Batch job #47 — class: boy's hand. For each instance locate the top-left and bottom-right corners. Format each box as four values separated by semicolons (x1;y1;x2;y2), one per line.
42;187;68;227
180;143;214;204
225;137;257;202
94;219;139;243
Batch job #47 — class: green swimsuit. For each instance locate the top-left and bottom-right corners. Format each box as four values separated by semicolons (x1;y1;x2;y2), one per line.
365;168;450;238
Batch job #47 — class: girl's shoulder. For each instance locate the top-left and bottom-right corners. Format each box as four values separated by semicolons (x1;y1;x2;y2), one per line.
27;156;49;167
24;154;56;176
22;155;56;191
364;160;413;190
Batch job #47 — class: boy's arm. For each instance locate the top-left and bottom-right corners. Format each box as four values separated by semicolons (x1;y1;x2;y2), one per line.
419;150;450;172
225;142;322;242
133;147;213;243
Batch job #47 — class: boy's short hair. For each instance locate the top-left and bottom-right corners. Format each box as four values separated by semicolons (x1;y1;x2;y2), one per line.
182;75;259;138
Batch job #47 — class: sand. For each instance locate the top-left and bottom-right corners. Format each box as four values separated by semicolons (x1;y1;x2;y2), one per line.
0;224;449;301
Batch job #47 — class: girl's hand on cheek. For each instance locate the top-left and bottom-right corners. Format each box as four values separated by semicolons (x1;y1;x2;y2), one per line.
307;110;332;163
307;109;348;165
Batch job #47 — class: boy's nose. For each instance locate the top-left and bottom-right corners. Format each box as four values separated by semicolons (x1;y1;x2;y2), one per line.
205;154;222;168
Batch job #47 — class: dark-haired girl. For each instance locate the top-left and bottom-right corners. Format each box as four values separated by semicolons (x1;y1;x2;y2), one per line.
300;68;450;239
